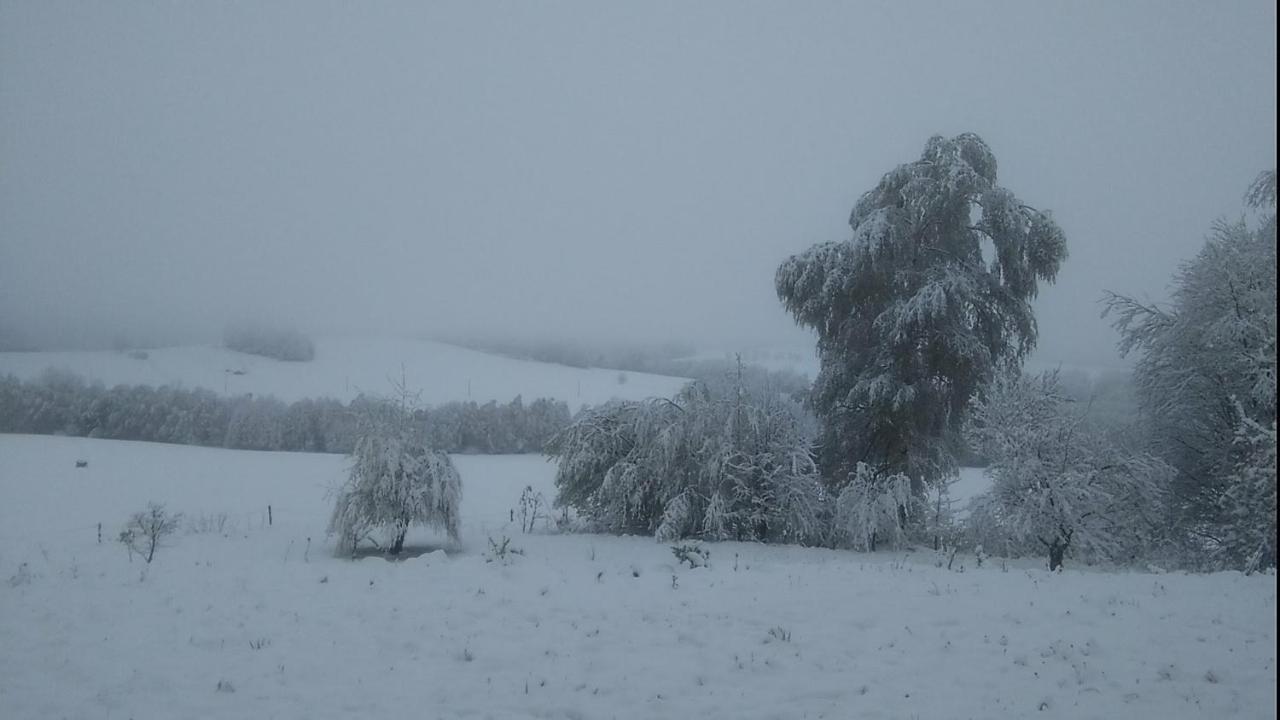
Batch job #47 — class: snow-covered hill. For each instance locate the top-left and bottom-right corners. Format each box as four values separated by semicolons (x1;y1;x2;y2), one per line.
0;336;689;410
677;343;820;379
1;434;1274;720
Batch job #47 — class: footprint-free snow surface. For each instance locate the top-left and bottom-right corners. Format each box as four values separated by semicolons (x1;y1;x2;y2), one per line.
0;336;689;410
1;434;1275;719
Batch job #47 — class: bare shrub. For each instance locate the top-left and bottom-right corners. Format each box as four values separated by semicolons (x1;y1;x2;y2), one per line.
119;502;182;563
186;512;232;535
517;485;546;534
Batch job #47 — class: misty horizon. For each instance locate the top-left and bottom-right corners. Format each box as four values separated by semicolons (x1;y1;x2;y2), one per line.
2;1;1276;370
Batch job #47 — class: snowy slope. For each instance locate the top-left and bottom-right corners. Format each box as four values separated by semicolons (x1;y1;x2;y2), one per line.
677;343;820;379
1;434;1274;720
0;336;689;410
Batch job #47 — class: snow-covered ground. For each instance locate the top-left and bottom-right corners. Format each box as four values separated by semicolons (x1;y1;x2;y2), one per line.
1;434;1273;719
0;336;689;411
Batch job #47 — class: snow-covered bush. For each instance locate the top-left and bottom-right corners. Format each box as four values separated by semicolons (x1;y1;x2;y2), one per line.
966;371;1169;570
328;398;461;556
484;535;523;564
548;368;826;545
671;542;709;569
833;464;919;551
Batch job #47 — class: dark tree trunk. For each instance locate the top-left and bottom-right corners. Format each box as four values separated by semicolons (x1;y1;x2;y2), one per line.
1048;541;1066;571
390;528;407;556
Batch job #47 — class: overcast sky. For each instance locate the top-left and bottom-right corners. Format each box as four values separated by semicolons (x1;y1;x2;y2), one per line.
1;1;1275;366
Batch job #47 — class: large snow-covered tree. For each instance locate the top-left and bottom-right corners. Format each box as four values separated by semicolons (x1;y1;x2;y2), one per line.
776;134;1067;508
966;371;1168;570
1104;170;1276;570
548;369;826;545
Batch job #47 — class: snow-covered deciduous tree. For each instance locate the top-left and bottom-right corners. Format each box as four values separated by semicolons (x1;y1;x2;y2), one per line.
548;365;827;545
776;133;1067;510
328;385;461;556
1104;170;1276;570
966;371;1169;571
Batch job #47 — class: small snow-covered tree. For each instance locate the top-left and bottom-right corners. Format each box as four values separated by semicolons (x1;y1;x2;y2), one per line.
833;464;917;551
328;383;461;556
967;371;1168;570
776;133;1067;520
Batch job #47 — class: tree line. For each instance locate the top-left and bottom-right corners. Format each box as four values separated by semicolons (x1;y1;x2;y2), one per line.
0;369;571;455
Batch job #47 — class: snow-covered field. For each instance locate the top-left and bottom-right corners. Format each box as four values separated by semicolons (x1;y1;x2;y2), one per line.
677;345;820;380
0;336;689;411
1;434;1273;719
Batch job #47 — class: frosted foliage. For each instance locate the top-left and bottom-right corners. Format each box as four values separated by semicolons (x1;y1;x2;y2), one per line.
328;431;461;554
967;372;1168;570
700;491;730;541
834;464;916;551
1220;412;1277;572
1105;170;1276;569
656;491;693;543
549;372;827;545
776;133;1067;489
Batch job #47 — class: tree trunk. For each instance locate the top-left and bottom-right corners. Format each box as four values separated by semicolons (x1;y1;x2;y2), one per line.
1048;541;1066;571
390;528;407;556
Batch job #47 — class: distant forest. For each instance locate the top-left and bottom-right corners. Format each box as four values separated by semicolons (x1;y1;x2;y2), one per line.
438;334;814;397
0;369;571;455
